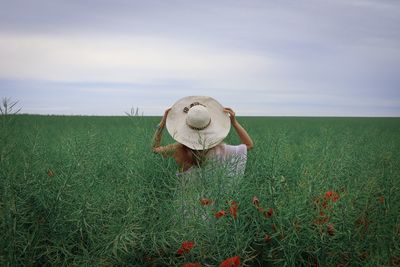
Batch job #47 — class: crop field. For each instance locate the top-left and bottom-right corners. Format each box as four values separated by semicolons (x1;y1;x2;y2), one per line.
1;115;399;266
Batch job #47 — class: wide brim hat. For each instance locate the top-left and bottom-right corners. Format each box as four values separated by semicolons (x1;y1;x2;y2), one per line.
166;96;231;150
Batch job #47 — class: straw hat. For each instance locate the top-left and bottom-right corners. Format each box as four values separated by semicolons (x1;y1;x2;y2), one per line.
166;96;231;150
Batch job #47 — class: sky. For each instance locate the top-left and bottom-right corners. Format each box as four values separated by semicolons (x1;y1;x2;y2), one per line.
0;0;399;116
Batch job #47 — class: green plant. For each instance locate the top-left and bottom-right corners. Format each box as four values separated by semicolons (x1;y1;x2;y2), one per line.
0;115;399;266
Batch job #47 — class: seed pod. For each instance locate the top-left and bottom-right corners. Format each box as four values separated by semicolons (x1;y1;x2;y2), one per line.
264;234;272;242
327;224;335;236
252;196;260;207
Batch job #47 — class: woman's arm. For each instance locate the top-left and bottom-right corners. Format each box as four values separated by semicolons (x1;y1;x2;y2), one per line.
152;108;177;157
224;107;254;150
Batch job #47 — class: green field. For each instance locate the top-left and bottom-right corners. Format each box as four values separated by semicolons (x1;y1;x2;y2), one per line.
1;115;399;266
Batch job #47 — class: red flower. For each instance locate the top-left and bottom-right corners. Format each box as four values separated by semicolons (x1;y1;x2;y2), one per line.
324;191;339;202
321;200;328;209
177;241;195;255
378;196;384;204
200;198;213;206
215;210;226;219
314;212;330;225
182;263;202;267
219;256;240;267
327;224;335;236
229;201;238;219
264;234;272;242
252;196;260;207
257;207;264;213
181;241;195;251
325;191;333;199
332;192;339;202
313;211;330;225
264;208;274;218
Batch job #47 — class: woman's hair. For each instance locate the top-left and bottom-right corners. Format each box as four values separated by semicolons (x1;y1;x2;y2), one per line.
181;145;210;167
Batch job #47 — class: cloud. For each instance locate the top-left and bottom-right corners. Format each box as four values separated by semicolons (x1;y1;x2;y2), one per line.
0;0;399;116
0;33;276;91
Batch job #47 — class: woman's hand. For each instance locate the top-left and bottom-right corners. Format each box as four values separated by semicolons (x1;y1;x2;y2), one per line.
153;108;171;149
223;107;237;125
159;108;171;128
224;107;254;150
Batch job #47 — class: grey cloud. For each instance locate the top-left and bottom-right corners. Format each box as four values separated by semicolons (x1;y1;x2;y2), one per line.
0;0;399;116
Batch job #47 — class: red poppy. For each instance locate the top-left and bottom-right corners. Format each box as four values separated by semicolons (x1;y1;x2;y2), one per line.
257;207;265;213
177;241;195;255
229;201;238;219
215;210;226;219
264;234;272;242
182;263;202;267
252;196;260;207
200;198;213;206
264;208;273;218
219;256;240;267
324;191;339;202
321;200;328;209
327;224;335;236
325;191;333;199
314;215;329;225
314;211;330;225
332;192;339;202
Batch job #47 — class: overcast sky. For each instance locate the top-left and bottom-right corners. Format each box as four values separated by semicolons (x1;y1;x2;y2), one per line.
0;0;399;116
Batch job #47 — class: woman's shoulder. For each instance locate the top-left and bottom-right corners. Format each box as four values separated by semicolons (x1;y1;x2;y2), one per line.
209;143;248;177
221;143;247;156
209;143;247;159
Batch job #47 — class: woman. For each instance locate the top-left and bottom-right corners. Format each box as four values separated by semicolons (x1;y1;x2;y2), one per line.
152;96;254;177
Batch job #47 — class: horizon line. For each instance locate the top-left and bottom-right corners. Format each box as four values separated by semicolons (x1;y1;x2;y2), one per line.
14;113;400;118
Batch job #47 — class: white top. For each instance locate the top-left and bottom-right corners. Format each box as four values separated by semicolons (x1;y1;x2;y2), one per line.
176;143;248;177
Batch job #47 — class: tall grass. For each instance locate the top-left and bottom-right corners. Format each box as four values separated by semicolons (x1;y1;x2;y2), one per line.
0;115;399;266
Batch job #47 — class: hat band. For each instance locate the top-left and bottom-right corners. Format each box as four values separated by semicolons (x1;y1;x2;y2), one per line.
183;102;206;113
187;118;211;130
